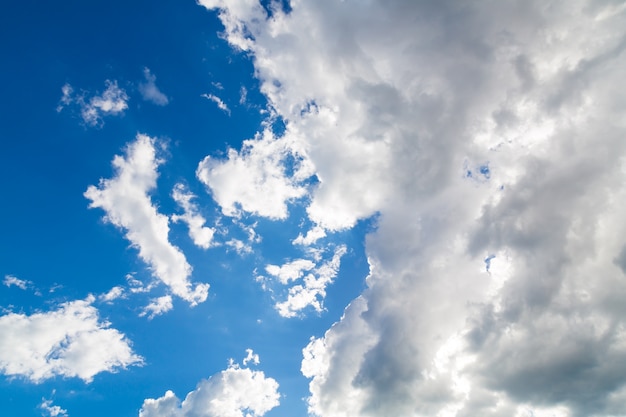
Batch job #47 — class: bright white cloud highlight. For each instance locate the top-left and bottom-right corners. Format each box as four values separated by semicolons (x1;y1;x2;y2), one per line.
267;246;347;318
3;274;32;290
243;348;260;366
0;296;142;383
201;93;230;115
57;80;129;126
171;183;216;249
139;68;169;106
140;295;174;319
197;129;312;219
201;0;626;415
40;398;68;417
139;360;279;417
99;286;125;303
85;134;209;306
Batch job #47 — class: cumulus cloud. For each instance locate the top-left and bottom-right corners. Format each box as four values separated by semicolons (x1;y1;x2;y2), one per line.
139;358;279;417
139;68;169;106
85;134;209;307
196;128;312;219
58;80;129;126
99;285;125;303
0;296;142;383
3;274;32;290
201;0;626;416
171;183;216;249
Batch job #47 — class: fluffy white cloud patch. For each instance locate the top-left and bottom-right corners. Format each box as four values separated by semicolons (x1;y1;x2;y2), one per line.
202;0;626;416
85;134;209;307
140;295;174;319
171;183;216;249
99;285;125;303
139;68;169;106
3;274;32;290
139;360;279;417
197;128;312;219
0;296;142;383
57;80;128;126
40;398;68;417
263;245;346;318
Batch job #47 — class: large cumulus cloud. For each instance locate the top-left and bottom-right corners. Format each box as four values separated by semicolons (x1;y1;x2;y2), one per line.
199;0;626;416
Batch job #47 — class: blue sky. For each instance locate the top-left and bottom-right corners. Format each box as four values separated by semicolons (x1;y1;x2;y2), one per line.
2;1;626;417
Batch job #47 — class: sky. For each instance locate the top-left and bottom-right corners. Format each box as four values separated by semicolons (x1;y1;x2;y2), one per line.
1;0;626;416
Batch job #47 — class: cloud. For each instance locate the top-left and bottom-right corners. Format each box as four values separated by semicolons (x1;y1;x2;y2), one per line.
263;245;346;318
201;0;626;416
139;359;279;417
292;226;326;246
40;398;68;417
243;348;260;366
3;274;32;290
98;286;125;303
140;295;174;320
196;128;312;219
171;183;216;249
201;93;230;115
57;80;129;126
139;68;169;106
85;134;209;307
0;296;142;383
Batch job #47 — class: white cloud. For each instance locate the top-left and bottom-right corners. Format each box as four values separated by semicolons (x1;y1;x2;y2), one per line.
139;360;279;417
272;246;346;318
196;128;312;219
171;183;216;249
225;238;253;255
201;93;231;115
265;259;315;285
140;295;174;320
202;0;626;415
57;80;128;126
40;398;68;417
139;68;169;106
243;348;260;366
81;80;128;126
292;226;326;246
85;134;209;307
99;285;125;303
0;296;142;383
3;274;32;290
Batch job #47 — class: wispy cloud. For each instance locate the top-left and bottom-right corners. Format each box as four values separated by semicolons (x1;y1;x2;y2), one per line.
201;93;230;115
3;275;32;290
139;67;169;106
171;183;216;249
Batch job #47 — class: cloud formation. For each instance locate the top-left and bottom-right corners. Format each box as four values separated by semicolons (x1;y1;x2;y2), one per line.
85;134;209;307
201;93;231;115
139;359;279;417
201;0;626;416
3;274;32;290
171;183;216;249
58;80;129;126
0;296;142;383
139;68;169;106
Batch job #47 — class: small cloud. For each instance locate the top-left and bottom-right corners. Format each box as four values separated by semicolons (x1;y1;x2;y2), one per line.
239;86;248;104
140;295;174;319
243;348;260;366
58;80;128;127
202;93;231;115
40;398;68;417
99;286;125;303
139;67;169;106
226;238;253;255
81;80;128;126
292;226;327;246
171;183;216;249
3;275;32;290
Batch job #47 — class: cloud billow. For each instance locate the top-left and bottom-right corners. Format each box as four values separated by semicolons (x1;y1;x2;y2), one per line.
200;0;626;416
